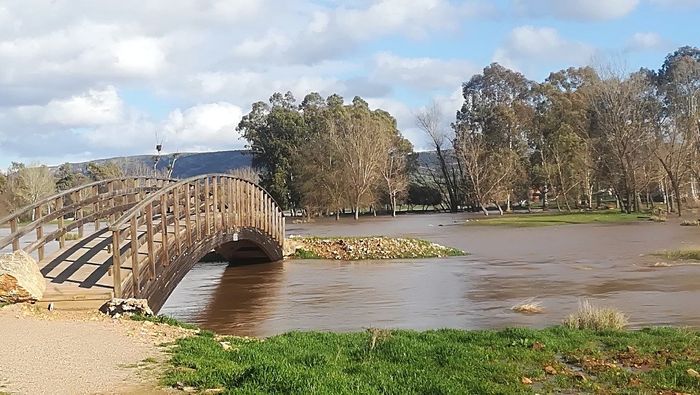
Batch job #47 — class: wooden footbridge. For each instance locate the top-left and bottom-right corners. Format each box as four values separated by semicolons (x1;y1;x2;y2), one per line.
0;175;285;311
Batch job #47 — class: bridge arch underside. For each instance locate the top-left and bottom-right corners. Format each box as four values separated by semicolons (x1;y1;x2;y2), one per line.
130;227;282;313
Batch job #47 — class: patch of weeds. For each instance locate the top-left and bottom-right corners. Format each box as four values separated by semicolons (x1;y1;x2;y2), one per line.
681;220;700;226
293;248;321;259
654;248;700;261
64;232;81;241
563;299;628;331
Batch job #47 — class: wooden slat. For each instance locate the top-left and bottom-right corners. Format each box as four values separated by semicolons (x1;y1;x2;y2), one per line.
173;188;181;255
145;204;156;280
111;231;122;298
130;217;141;297
160;194;170;266
204;178;211;235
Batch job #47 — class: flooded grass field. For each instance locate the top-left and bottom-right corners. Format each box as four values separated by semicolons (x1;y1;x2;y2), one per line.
160;212;700;337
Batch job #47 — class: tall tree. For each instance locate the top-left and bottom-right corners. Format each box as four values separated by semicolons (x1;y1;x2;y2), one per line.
237;92;308;212
653;46;700;215
455;63;534;213
14;165;56;219
415;102;463;212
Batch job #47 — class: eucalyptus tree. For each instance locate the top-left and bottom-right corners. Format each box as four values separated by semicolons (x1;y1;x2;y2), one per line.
455;63;534;213
653;46;700;215
532;67;599;210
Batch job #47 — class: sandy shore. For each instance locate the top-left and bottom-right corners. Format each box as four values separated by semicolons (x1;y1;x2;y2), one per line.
0;304;194;395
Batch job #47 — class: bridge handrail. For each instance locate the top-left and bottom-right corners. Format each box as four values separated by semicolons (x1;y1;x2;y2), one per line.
0;177;175;257
108;174;282;230
0;177;174;225
106;174;285;299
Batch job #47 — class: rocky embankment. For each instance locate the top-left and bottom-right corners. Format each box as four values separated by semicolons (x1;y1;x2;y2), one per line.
286;236;465;260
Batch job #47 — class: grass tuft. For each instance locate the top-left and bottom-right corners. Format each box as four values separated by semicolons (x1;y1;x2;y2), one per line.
563;299;628;331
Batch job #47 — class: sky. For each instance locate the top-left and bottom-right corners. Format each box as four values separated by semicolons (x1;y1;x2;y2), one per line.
0;0;698;168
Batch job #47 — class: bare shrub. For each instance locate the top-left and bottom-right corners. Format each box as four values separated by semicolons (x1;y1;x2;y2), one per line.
563;299;628;331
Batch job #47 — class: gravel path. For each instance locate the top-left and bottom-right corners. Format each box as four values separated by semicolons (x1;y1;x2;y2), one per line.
0;305;192;395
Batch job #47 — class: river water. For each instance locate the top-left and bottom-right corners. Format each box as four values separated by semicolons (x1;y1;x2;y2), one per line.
160;213;700;337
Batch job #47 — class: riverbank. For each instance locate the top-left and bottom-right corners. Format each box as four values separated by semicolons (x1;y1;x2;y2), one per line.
287;236;465;260
164;325;700;394
0;304;194;395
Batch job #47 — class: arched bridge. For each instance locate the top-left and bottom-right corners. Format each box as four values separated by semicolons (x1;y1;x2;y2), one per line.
0;175;285;311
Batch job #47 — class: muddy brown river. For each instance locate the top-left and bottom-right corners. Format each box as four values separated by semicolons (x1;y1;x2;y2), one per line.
160;213;700;337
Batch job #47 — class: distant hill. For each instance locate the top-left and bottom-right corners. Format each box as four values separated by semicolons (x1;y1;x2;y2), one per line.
58;150;253;178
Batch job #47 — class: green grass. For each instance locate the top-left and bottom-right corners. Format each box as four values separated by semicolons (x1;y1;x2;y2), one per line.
290;236;466;260
464;211;649;227
163;327;700;394
130;314;198;330
653;248;700;261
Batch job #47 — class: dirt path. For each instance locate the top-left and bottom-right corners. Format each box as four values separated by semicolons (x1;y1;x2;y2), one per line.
0;304;193;395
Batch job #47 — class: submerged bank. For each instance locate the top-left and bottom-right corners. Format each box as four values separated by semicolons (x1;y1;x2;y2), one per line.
287;236;465;260
164;325;700;394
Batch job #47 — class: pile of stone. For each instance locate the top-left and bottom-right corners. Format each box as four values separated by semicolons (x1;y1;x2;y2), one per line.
0;250;46;304
100;298;154;318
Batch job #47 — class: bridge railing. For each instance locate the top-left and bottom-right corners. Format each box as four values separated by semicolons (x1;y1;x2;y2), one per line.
108;174;285;298
0;177;175;260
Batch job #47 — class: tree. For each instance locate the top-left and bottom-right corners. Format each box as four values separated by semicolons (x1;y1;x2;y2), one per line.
416;102;463;212
87;162;124;181
532;67;599;210
407;184;442;210
55;163;88;191
237;92;308;212
14;165;56;219
588;68;654;213
652;46;700;216
328;99;393;220
455;63;534;214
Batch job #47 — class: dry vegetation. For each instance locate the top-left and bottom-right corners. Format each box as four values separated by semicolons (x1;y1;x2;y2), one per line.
563;299;629;331
511;298;544;314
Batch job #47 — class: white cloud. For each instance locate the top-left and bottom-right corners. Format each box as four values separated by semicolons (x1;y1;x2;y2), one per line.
515;0;639;20
14;86;124;126
372;52;477;91
625;32;666;51
493;26;595;74
162;103;245;151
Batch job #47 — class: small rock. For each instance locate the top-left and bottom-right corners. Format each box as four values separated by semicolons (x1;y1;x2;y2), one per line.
573;372;587;382
688;368;700;379
99;298;153;317
520;377;533;385
544;365;557;375
220;341;231;351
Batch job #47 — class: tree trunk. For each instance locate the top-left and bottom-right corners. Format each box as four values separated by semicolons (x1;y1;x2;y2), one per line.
669;174;683;217
480;204;489;216
496;202;504;215
391;196;397;217
354;207;359;220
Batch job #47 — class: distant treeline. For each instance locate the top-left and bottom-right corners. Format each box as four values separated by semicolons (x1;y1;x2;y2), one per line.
240;46;700;217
